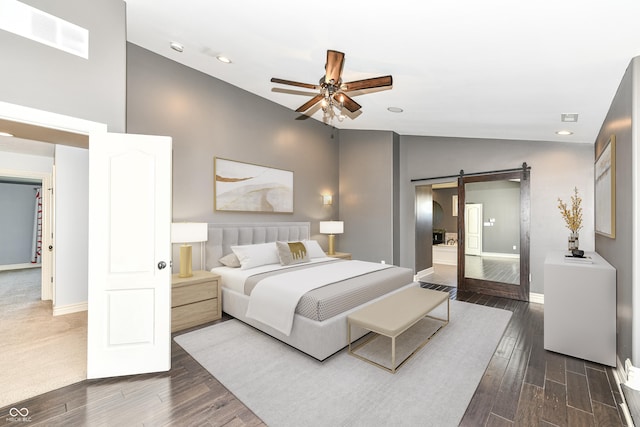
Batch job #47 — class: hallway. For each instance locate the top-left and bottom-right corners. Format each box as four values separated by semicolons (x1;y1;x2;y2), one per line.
0;268;87;408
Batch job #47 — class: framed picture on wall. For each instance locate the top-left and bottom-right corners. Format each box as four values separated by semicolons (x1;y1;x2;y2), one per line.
214;157;293;213
595;134;615;238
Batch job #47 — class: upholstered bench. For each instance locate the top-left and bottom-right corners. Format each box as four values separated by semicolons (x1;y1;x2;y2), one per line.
347;286;449;373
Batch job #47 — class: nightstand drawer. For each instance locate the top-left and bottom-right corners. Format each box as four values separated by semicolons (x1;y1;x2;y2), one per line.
172;281;217;307
172;298;219;332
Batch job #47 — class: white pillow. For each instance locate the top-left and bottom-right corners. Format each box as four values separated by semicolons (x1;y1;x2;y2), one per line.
303;240;327;258
231;242;279;270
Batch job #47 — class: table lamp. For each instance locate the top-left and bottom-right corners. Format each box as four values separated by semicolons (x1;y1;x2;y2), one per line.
319;220;344;255
171;222;208;277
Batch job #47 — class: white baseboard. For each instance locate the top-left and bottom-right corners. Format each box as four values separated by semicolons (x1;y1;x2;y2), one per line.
529;292;544;304
615;355;636;427
415;267;435;282
481;252;520;259
0;263;41;271
53;301;87;316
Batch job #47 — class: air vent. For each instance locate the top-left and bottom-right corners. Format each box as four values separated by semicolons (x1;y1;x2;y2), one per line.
561;113;579;122
0;0;89;59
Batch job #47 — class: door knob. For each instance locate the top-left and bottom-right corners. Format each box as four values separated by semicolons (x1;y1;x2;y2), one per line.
157;261;167;270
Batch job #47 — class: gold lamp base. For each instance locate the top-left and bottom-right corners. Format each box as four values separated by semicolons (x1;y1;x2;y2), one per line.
179;244;193;278
327;234;336;255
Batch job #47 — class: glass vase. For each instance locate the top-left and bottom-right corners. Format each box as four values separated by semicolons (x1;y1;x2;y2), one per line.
568;232;579;251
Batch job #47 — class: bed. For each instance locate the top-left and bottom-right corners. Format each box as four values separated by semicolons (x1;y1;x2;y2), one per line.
205;222;416;361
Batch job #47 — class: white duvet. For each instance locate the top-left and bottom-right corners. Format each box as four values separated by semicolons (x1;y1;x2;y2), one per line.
211;257;335;293
245;260;390;336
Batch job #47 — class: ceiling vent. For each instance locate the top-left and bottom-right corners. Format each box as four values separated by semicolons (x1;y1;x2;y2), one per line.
0;0;89;59
561;113;579;122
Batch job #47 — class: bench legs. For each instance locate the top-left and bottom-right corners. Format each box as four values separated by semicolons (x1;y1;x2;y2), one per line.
348;299;450;373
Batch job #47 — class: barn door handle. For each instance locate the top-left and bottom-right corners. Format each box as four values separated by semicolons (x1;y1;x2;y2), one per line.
157;261;167;270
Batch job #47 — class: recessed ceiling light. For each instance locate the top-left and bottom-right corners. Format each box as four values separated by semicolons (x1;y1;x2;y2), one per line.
0;131;14;137
387;107;403;113
216;55;232;64
556;130;573;136
169;41;184;52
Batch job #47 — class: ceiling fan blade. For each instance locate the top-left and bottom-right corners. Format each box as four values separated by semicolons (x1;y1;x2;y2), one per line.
271;77;319;90
295;94;324;112
324;50;345;85
334;93;361;113
342;75;393;92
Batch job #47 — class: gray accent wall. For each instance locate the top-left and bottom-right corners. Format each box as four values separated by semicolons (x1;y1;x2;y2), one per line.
338;130;399;264
466;180;520;255
125;44;339;261
0;182;39;265
594;57;637;366
433;187;458;233
399;137;594;294
0;0;126;132
415;185;433;272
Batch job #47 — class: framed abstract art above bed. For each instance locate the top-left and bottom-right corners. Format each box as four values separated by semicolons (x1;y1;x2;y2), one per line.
214;157;293;213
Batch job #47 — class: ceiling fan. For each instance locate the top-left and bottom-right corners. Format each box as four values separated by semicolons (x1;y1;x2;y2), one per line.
271;50;393;121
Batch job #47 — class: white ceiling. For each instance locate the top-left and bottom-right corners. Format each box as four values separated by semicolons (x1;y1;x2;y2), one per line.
89;2;640;144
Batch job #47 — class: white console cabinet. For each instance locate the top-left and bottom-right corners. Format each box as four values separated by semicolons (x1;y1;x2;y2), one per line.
543;251;616;366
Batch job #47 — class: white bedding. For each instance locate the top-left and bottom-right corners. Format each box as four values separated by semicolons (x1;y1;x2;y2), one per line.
244;260;390;336
211;257;336;293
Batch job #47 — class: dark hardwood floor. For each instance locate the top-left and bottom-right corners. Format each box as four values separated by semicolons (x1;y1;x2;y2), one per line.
0;287;628;426
423;283;627;427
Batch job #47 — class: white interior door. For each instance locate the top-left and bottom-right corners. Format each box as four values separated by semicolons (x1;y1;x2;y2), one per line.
465;203;483;256
41;173;53;301
87;132;172;379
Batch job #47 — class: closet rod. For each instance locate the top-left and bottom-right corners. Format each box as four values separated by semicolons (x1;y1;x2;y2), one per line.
410;162;531;183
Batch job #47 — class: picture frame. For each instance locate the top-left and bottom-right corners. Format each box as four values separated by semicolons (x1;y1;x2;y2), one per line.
595;134;615;238
214;157;293;213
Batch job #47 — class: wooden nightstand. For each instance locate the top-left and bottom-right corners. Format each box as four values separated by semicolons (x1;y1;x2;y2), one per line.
171;270;221;332
327;252;352;260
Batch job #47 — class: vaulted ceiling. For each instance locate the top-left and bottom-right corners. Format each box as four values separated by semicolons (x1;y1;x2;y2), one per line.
125;1;640;144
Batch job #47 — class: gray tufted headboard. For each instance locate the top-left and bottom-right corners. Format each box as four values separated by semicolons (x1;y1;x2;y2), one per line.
205;222;310;270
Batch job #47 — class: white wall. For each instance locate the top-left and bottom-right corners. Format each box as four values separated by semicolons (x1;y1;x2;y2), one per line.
54;145;88;308
0;151;53;172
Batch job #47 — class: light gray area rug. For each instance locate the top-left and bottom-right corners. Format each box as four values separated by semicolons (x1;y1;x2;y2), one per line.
175;300;512;427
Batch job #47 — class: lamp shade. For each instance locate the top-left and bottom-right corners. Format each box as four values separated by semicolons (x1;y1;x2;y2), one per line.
319;221;344;234
171;222;208;243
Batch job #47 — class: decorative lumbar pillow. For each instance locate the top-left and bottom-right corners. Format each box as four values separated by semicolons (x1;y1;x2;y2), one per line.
231;242;279;270
219;253;241;268
276;241;310;266
303;240;327;258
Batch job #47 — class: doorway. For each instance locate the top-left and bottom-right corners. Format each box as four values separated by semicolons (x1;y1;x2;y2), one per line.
0;167;54;300
0;104;98;405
